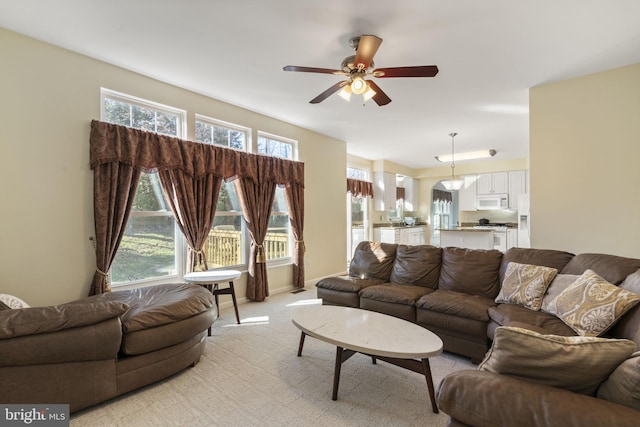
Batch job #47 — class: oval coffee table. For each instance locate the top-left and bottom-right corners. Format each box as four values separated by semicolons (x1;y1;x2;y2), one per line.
292;304;443;413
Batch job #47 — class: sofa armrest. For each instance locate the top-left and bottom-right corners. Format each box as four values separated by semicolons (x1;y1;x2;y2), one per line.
436;370;640;427
0;301;127;366
0;300;128;339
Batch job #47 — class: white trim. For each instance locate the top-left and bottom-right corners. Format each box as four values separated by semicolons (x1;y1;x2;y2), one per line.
194;113;252;151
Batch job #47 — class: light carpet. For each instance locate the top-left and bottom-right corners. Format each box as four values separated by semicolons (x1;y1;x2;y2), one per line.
71;288;474;426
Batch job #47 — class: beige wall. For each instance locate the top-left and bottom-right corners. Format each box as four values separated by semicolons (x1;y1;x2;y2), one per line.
530;62;640;257
0;28;347;306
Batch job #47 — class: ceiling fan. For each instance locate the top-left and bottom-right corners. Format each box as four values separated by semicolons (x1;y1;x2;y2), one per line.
283;34;438;106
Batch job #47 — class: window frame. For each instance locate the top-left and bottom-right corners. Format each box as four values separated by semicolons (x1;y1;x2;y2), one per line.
256;131;298;267
100;88;187;289
195;114;251;152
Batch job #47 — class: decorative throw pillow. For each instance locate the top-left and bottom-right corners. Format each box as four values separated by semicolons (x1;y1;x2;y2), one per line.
546;270;640;336
478;326;636;395
597;351;640;411
495;262;558;311
0;294;31;310
541;274;580;313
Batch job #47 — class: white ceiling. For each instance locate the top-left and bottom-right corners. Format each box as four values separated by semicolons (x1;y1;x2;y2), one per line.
2;1;640;169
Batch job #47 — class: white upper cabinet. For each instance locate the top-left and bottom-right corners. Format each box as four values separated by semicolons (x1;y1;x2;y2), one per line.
458;174;477;211
477;172;508;194
373;172;397;211
402;177;418;211
508;170;527;209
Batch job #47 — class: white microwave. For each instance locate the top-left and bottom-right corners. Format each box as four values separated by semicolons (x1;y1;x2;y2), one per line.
476;194;509;210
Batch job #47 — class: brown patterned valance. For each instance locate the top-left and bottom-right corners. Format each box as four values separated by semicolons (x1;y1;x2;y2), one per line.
90;120;304;185
433;189;453;203
347;178;374;197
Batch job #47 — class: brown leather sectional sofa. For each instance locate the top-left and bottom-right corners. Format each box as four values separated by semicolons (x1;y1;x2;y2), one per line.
0;283;217;413
316;241;640;426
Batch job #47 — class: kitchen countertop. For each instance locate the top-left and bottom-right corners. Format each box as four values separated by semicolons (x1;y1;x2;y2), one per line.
373;223;427;229
439;228;494;232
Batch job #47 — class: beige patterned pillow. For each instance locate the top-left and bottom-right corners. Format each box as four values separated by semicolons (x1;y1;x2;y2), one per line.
495;262;558;311
546;269;640;336
479;326;636;395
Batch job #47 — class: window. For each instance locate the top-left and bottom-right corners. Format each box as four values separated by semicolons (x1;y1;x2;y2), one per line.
257;132;296;262
101;89;186;285
195;116;250;268
195;115;249;151
346;166;370;262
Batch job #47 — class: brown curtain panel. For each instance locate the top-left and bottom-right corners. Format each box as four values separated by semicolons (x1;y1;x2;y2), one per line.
285;181;305;288
346;178;373;198
89;162;141;295
235;176;277;301
158;170;222;272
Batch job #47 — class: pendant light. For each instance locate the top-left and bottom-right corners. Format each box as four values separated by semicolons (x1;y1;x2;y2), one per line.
441;132;464;191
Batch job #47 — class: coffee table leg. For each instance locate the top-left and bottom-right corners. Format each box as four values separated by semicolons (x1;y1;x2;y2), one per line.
297;332;306;357
332;346;344;400
422;358;439;414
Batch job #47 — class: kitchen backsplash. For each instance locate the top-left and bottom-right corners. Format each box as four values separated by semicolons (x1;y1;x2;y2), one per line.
460;210;518;224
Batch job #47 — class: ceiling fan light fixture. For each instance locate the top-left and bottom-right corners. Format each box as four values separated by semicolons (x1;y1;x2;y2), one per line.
350;76;367;95
362;84;376;102
338;85;352;101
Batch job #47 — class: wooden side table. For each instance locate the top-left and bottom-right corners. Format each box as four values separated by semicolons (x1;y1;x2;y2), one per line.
184;270;242;334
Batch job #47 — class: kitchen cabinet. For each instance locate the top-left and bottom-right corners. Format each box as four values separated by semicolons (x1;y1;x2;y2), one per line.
476;172;508;195
377;226;426;245
458;174;477;211
373;172;397;211
402;177;418;211
508;170;527;209
440;229;493;250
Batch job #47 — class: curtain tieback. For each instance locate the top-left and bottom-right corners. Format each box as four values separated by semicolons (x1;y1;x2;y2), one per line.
95;268;112;292
255;244;266;264
95;268;109;277
294;239;306;253
189;248;207;271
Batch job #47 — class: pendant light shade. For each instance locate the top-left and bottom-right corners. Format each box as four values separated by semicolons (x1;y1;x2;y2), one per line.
441;132;464;191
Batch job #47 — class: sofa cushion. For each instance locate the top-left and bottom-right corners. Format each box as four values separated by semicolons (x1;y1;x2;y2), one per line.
478;326;636;395
560;253;640;284
389;244;441;288
598;352;640;411
348;241;397;282
438;247;503;298
495;262;558;311
499;247;574;284
316;275;382;293
541;274;581;313
488;304;576;336
359;283;433;305
546;270;640;336
104;283;215;333
417;290;495;322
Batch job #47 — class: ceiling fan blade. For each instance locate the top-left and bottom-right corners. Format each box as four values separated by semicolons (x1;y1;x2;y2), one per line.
309;81;347;104
283;65;346;75
367;81;392;106
373;65;439;78
353;35;383;69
